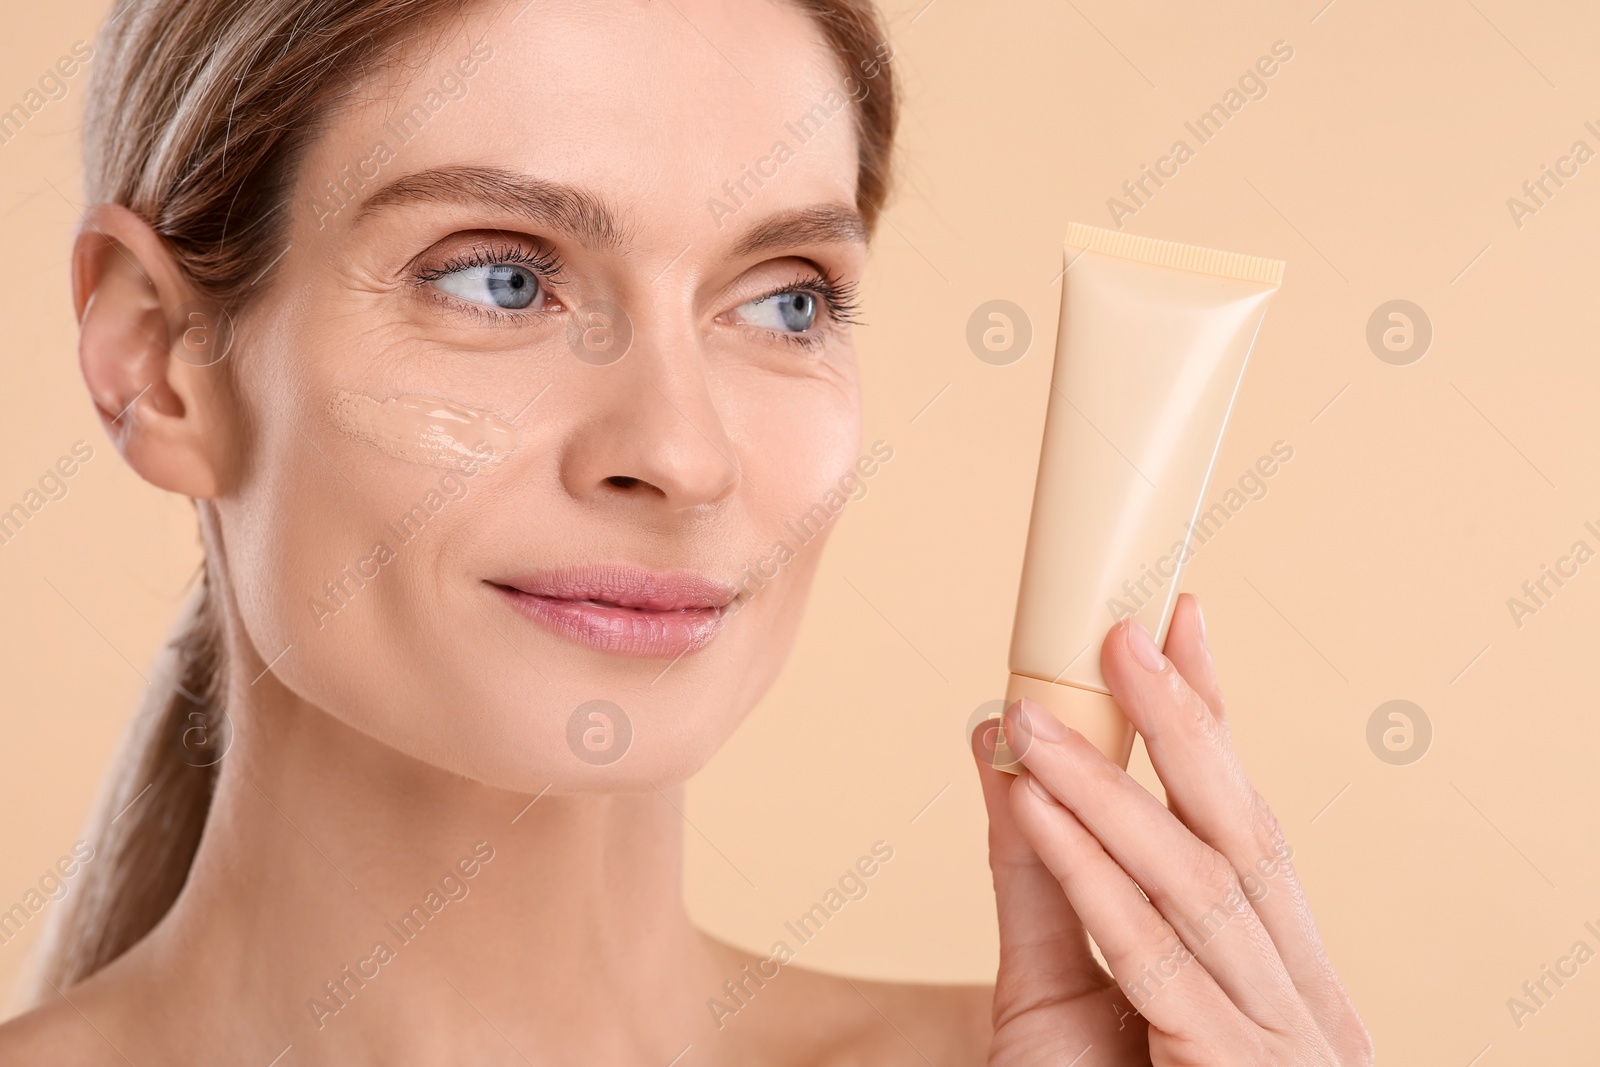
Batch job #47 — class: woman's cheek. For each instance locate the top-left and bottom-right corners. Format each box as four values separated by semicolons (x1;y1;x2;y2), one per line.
226;359;524;708
752;379;862;575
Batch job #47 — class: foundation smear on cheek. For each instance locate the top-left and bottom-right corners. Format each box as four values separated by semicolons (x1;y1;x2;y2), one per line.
329;390;518;469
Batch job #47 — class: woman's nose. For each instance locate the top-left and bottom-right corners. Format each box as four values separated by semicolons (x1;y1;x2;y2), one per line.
557;318;741;514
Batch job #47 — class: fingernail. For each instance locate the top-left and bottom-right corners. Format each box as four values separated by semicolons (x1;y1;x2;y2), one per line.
1013;697;1067;742
1194;599;1208;650
1127;620;1166;673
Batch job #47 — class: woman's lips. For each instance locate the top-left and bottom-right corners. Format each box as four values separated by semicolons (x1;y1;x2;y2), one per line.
490;565;737;659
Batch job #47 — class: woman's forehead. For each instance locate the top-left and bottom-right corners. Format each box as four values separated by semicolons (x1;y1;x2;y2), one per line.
301;0;864;233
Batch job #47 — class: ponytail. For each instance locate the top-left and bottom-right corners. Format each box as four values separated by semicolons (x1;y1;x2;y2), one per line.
25;0;482;997
21;564;226;1003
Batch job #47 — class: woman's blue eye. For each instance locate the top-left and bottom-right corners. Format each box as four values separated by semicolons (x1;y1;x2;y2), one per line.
739;290;818;333
434;263;543;310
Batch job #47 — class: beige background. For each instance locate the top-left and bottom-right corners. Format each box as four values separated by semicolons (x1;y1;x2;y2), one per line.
4;0;1598;1061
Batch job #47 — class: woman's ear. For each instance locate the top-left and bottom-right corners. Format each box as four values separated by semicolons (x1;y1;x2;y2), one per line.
72;203;240;499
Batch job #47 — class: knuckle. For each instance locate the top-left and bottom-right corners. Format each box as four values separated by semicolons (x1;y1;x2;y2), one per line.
1194;847;1244;905
1209;683;1228;721
1150;673;1223;749
1249;793;1292;866
1226;793;1292;904
1178;684;1213;733
1255;795;1288;854
1134;907;1181;955
1330;1010;1375;1065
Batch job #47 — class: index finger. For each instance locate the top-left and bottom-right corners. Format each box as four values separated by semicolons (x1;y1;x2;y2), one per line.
1101;617;1368;1049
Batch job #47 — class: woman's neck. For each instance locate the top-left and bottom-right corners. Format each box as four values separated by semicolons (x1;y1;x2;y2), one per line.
97;675;744;1065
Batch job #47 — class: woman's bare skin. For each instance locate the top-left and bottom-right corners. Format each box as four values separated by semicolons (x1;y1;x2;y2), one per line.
0;1;1365;1062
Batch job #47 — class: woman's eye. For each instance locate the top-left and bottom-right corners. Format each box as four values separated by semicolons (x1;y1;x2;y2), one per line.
433;263;544;311
738;290;818;333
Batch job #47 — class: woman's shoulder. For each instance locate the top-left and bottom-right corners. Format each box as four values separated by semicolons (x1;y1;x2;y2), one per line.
813;975;994;1067
702;935;993;1066
0;995;125;1066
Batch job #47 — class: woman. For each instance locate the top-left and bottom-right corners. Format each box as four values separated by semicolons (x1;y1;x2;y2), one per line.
2;0;1371;1062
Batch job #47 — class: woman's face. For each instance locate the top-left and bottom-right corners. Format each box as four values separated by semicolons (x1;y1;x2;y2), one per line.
215;0;876;789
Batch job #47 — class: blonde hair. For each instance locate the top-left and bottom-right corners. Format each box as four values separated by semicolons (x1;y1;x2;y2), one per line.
27;0;896;1002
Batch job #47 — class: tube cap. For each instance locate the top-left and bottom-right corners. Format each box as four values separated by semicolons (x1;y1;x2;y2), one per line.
989;673;1135;773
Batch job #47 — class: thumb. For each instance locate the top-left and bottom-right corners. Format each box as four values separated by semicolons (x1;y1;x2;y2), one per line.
971;716;1106;1008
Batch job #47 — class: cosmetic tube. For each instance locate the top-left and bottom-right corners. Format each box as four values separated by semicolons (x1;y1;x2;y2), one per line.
992;222;1283;773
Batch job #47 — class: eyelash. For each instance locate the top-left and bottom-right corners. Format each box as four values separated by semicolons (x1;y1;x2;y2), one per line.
412;241;862;345
743;270;863;350
413;241;568;301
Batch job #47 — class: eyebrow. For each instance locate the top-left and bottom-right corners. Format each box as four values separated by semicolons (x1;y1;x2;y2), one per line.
353;165;629;250
729;204;868;258
352;165;867;259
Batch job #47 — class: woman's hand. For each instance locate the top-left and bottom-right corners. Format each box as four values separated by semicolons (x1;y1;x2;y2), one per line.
972;593;1372;1066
